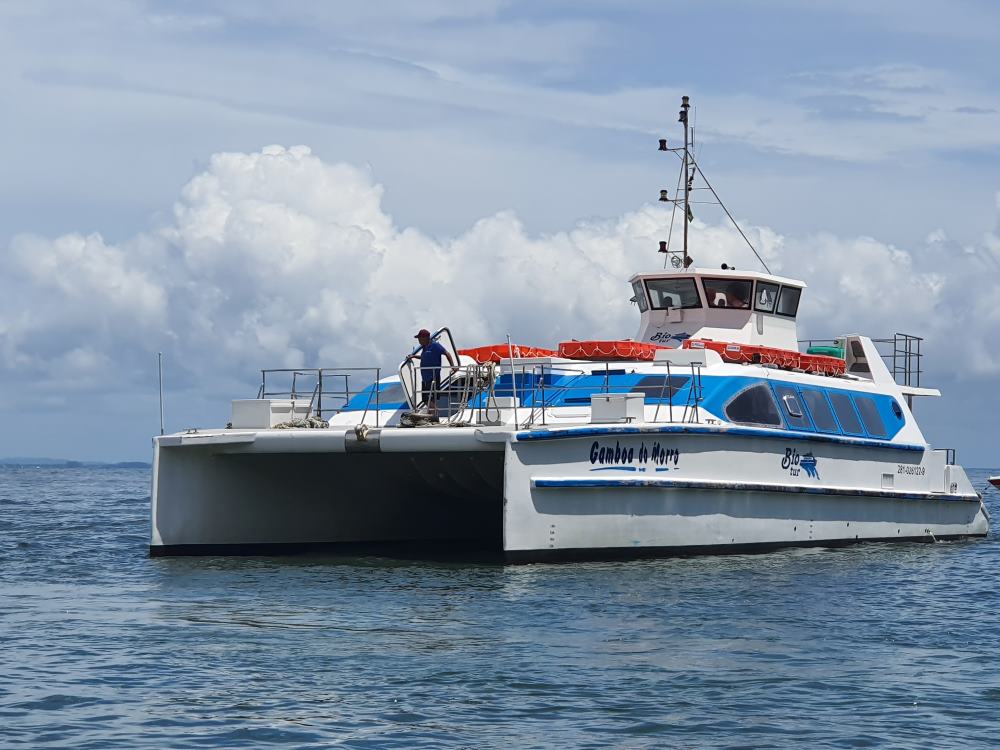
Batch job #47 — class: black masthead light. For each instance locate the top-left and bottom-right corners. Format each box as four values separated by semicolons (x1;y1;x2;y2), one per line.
658;138;668;151
658;241;668;253
659;190;669;202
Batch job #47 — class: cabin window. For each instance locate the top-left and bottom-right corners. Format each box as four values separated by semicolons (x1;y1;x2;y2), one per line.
828;391;864;435
345;381;407;410
754;281;779;313
800;389;839;433
377;383;406;404
854;395;887;437
773;384;812;430
724;383;783;427
776;286;802;317
631;281;649;312
703;278;752;309
630;375;690;400
646;278;702;309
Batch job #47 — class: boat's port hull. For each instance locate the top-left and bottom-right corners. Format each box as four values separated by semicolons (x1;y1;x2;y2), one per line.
151;438;504;555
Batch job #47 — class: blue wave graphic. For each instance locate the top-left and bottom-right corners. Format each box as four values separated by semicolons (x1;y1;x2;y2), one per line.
800;452;820;479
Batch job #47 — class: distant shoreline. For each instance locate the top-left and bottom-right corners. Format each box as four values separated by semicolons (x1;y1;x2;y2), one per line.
0;458;150;469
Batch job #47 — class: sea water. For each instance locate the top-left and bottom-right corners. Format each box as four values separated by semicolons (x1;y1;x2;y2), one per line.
2;467;999;749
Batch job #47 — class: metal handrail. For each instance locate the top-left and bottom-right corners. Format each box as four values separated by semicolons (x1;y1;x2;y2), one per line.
507;361;703;428
258;367;383;420
256;360;707;428
799;333;924;388
524;366;589;427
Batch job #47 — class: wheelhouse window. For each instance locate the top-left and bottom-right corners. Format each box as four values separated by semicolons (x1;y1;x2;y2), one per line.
631;281;649;312
828;391;863;435
773;384;812;430
724;383;783;427
776;286;802;317
854;395;887;437
702;278;752;309
754;281;779;313
647;278;702;309
800;389;839;433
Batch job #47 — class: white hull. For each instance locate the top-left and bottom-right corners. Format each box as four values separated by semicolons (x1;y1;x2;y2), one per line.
150;424;987;561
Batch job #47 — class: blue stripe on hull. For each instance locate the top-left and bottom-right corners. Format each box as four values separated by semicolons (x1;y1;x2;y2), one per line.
531;476;975;503
516;423;926;451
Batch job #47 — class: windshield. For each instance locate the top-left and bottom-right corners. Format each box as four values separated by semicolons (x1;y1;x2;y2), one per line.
646;278;702;309
702;278;752;309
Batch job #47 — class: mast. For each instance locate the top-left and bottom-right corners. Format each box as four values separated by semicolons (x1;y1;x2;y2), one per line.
680;95;690;268
656;95;771;274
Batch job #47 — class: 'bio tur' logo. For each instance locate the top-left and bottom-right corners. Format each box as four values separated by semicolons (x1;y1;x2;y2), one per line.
782;448;820;479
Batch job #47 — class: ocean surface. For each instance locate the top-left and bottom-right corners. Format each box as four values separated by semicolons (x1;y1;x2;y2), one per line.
2;467;1000;749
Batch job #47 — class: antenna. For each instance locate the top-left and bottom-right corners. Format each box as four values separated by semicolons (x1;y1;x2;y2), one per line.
680;95;691;268
655;95;771;274
657;96;695;271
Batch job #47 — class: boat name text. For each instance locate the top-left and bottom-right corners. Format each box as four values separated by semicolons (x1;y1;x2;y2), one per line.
589;440;680;467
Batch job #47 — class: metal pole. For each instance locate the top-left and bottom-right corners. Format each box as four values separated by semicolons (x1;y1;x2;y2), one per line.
681;95;691;267
157;352;164;435
506;334;519;427
317;370;323;419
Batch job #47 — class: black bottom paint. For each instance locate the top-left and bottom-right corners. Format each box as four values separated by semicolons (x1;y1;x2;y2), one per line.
150;539;504;564
503;533;986;563
150;533;986;564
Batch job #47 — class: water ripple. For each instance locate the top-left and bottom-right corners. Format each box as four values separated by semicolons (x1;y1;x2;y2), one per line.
2;466;1000;748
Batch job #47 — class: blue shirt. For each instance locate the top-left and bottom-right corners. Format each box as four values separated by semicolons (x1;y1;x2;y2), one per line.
419;341;447;381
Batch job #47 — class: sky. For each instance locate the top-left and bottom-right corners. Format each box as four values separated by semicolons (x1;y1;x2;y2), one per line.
1;0;998;464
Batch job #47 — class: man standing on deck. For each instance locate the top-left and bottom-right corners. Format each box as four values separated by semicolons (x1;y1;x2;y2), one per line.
405;329;457;415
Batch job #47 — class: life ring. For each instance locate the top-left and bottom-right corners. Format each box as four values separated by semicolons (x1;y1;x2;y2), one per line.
557;340;663;361
458;344;559;363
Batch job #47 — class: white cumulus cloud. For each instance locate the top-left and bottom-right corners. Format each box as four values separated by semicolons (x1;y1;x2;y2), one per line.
2;144;998;412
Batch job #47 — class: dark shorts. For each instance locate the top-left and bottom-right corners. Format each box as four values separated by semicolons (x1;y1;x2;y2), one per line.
421;377;440;401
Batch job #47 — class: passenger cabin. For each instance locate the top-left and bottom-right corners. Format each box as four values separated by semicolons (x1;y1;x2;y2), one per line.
630;268;806;351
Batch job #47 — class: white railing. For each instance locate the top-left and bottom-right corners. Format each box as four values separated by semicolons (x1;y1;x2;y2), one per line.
258;358;707;430
258;367;382;422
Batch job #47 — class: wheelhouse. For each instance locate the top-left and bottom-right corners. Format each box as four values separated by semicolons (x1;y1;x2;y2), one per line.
630;268;805;350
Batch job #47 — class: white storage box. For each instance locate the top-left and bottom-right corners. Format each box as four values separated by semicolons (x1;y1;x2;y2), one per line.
590;393;644;424
490;396;521;409
231;399;311;429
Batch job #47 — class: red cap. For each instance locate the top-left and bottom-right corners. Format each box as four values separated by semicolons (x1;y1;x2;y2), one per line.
414;328;431;338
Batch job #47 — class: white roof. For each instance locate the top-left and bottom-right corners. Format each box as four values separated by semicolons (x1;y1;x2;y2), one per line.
629;267;807;289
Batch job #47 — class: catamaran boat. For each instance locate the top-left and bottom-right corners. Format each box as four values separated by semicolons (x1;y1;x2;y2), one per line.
150;97;989;560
